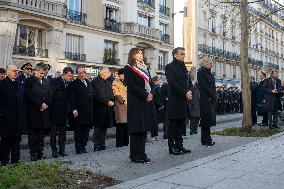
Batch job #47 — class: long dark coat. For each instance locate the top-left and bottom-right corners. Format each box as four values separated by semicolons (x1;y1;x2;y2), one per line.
197;67;216;127
69;79;93;127
92;75;114;129
124;65;157;134
188;84;200;118
165;58;193;120
49;77;70;125
264;77;281;111
25;76;51;129
0;77;26;137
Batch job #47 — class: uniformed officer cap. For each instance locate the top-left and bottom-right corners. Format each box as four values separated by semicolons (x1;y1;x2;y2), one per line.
21;63;32;70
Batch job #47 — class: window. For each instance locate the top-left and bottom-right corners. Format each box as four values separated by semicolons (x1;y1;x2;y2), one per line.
15;26;44;49
65;34;83;54
138;14;151;27
104;40;118;59
106;7;117;20
160;22;167;35
158;51;168;70
68;0;81;11
160;0;166;6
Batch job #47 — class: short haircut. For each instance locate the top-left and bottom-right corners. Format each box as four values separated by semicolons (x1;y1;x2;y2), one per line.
271;70;278;74
99;67;109;74
76;66;85;74
172;47;185;57
0;68;6;74
35;62;47;71
63;67;74;75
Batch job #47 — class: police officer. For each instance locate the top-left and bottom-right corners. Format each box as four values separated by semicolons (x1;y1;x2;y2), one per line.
18;63;32;84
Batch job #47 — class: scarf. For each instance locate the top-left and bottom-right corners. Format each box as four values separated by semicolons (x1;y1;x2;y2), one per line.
128;61;151;93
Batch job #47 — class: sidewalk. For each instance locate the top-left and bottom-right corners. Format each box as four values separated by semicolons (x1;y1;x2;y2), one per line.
20;113;243;148
108;132;284;189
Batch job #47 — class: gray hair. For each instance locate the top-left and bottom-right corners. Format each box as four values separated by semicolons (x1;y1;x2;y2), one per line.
99;67;109;75
199;56;213;68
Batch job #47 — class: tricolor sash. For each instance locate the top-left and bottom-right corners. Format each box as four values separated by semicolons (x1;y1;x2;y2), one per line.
128;64;150;82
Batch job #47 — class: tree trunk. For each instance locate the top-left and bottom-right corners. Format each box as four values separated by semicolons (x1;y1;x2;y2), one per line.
240;0;252;130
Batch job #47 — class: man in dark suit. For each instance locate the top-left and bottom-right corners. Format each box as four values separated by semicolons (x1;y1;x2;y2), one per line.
257;71;268;126
250;77;258;125
49;67;74;158
0;65;26;166
69;67;93;154
264;70;281;129
165;47;193;155
25;62;51;161
92;67;114;151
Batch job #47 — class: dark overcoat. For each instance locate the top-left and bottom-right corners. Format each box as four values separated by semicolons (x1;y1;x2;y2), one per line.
188;84;200;118
197;67;216;127
49;77;70;125
25;76;51;129
165;58;192;120
0;77;26;137
69;79;93;126
124;65;157;134
264;77;281;111
92;75;114;129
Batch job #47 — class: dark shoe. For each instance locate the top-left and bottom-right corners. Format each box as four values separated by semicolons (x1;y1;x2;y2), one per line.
190;131;198;135
52;151;59;158
258;123;268;126
180;147;191;154
94;146;101;152
273;124;280;128
163;135;168;139
143;157;151;164
58;151;68;157
76;150;82;154
202;141;215;146
169;147;182;155
37;153;45;160
30;154;38;161
82;148;87;153
131;159;145;164
100;145;106;150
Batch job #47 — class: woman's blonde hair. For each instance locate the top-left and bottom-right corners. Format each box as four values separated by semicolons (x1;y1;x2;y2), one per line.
199;56;213;68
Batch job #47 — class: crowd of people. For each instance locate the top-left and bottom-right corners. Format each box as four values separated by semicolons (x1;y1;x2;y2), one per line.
5;47;280;166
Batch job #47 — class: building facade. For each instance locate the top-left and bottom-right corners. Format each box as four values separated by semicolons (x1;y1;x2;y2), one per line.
0;0;174;76
184;0;284;81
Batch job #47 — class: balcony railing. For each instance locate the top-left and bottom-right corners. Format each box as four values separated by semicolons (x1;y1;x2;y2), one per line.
103;57;120;65
67;9;87;25
65;52;86;62
137;0;155;8
13;46;48;58
158;63;165;70
159;5;170;17
0;0;66;18
121;22;161;40
104;19;120;32
265;62;279;70
161;34;170;44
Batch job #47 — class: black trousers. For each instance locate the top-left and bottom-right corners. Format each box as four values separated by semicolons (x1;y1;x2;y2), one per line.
130;132;147;160
0;136;21;165
29;128;45;156
163;110;169;138
268;101;279;126
168;119;185;149
190;117;200;133
201;127;212;144
262;112;268;125
251;104;257;125
93;128;107;148
116;123;129;147
74;125;90;152
50;124;66;153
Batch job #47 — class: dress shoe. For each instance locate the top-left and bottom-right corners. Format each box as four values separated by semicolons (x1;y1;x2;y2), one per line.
143;158;151;164
37;153;45;160
58;151;68;157
202;141;215;147
273;124;280;128
190;131;198;135
169;147;182;155
100;145;106;150
131;159;145;164
76;150;82;154
82;148;87;153
94;146;101;152
30;154;38;161
180;147;191;154
52;151;59;158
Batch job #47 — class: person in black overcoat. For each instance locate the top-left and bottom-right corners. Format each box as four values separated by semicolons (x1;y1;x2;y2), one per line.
197;57;216;146
92;67;114;151
250;77;258;125
264;70;281;129
165;47;193;155
25;62;51;161
124;48;157;163
49;67;74;158
256;71;268;126
69;67;93;154
0;65;26;166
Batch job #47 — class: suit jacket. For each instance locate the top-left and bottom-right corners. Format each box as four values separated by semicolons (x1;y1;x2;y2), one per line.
165;58;193;119
92;75;114;128
264;77;281;111
69;78;93;126
0;77;26;137
25;76;51;129
49;77;70;125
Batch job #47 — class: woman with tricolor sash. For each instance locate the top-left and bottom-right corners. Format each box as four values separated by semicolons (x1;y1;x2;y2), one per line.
124;48;157;164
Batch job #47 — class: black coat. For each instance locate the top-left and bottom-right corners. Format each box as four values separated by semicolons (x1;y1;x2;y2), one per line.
250;82;258;106
69;79;93;127
92;76;114;129
49;77;70;125
197;67;216;127
165;58;192;119
25;76;51;129
264;77;281;111
124;65;157;134
256;79;266;104
0;77;26;137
